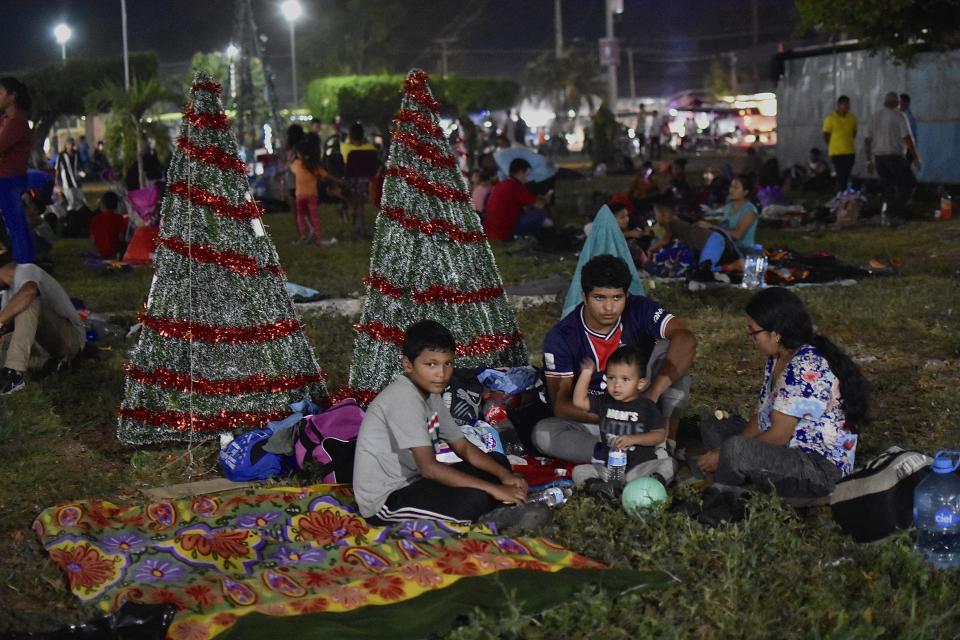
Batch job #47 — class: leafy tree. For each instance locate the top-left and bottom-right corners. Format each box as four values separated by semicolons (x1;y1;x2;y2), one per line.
187;51;265;106
523;49;604;117
796;0;960;62
0;53;157;164
295;0;473;77
86;78;176;187
705;60;733;100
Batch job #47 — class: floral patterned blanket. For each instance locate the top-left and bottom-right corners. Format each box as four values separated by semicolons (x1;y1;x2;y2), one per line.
34;484;607;640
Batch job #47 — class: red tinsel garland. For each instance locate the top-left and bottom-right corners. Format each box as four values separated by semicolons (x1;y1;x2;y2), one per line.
190;81;222;95
326;387;379;408
126;365;324;395
393;109;445;141
140;313;304;344
382;207;486;243
119;407;287;433
169;181;263;220
385;167;469;202
177;136;245;175
364;274;503;305
391;130;455;168
183;106;229;130
158;236;260;276
403;70;440;114
356;321;523;357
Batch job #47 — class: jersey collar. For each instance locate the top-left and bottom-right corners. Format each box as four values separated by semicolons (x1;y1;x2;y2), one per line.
579;305;622;340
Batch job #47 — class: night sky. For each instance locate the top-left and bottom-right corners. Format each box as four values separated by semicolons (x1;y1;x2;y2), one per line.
0;0;804;98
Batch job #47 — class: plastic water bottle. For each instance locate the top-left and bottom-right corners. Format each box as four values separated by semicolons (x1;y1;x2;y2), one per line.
530;487;566;507
880;201;890;227
741;244;767;289
914;450;960;569
606;448;627;486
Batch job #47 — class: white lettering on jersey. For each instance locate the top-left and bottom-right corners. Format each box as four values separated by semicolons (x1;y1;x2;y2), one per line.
544;353;555;370
653;307;664;323
606;408;639;421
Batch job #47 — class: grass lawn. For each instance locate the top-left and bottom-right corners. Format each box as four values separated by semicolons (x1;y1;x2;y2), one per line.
1;167;960;636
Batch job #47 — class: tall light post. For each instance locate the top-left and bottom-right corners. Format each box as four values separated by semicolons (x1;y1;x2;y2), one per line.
53;23;72;62
280;0;302;108
226;43;239;101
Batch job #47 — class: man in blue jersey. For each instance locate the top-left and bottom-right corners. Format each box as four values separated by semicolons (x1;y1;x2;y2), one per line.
533;255;697;462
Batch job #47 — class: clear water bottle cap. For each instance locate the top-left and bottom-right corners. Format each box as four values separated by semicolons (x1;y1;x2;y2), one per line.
931;450;960;474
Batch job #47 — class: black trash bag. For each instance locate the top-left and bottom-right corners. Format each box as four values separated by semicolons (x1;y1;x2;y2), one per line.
0;602;176;640
669;486;750;527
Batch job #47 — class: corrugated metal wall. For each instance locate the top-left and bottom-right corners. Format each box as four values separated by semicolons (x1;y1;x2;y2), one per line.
776;49;960;184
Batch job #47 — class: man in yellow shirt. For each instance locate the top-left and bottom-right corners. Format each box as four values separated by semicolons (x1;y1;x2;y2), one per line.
822;96;857;191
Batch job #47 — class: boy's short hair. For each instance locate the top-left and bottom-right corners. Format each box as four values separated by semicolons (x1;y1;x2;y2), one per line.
606;345;644;376
100;191;119;211
837;95;850;105
609;202;628;215
581;254;631;294
403;319;456;361
508;158;531;175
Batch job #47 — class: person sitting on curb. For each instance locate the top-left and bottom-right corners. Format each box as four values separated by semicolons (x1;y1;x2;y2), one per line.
0;255;86;394
533;254;697;461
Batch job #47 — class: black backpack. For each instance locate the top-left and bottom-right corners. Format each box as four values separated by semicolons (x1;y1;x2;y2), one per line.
829;447;932;543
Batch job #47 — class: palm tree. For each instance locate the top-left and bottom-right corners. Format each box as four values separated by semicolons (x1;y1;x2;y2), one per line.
86;77;174;188
523;49;604;117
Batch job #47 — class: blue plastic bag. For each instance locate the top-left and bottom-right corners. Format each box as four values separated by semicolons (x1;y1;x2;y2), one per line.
477;366;539;395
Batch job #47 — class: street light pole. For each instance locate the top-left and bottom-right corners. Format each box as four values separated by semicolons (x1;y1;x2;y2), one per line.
280;0;302;108
121;0;130;89
53;23;72;63
289;20;298;107
605;0;618;107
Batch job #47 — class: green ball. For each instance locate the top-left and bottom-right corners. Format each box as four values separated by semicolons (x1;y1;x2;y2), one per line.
621;477;667;513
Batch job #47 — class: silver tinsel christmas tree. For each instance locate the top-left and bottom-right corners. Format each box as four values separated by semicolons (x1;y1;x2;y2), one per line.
346;69;527;402
118;72;325;445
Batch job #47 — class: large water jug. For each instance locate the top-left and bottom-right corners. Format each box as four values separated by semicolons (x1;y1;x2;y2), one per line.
741;244;767;289
914;450;960;569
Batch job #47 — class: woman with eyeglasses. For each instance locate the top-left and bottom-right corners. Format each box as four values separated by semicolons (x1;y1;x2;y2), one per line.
697;287;869;497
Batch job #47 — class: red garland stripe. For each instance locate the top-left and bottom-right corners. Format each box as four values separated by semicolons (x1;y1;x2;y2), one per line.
183;106;229;130
169;181;263;220
190;81;222;95
355;321;523;357
393;109;445;141
177;136;245;175
391;130;455;168
119;407;287;433
364;274;503;305
159;236;260;276
403;70;440;114
126;365;324;395
326;387;379;408
385;166;469;202
382;207;486;243
141;314;304;344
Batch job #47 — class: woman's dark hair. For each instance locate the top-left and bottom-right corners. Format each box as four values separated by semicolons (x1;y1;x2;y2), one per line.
295;139;320;171
746;287;870;431
349;122;365;142
286;124;305;149
0;77;31;111
403;319;455;361
581;254;631;294
732;173;754;194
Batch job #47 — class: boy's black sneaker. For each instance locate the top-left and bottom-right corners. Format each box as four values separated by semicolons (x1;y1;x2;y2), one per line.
0;368;25;395
483;503;553;533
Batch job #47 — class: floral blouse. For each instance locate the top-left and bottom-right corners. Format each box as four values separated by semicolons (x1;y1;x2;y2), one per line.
757;345;857;475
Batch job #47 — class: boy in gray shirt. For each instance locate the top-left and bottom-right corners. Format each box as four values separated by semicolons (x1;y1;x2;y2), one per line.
0;258;85;394
353;320;549;528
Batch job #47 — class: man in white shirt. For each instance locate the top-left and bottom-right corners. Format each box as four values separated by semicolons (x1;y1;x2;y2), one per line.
864;92;921;217
0;257;85;394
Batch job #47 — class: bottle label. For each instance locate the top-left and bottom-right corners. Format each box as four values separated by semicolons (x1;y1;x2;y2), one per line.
608;450;627;467
935;507;956;527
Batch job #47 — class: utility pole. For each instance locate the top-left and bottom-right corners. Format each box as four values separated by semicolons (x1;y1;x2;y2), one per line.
627;47;636;100
729;52;739;94
554;0;563;58
751;0;759;82
434;37;455;79
604;0;619;107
